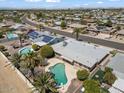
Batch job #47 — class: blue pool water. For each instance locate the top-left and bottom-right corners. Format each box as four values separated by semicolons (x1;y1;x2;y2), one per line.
19;47;32;55
7;32;18;40
49;63;67;85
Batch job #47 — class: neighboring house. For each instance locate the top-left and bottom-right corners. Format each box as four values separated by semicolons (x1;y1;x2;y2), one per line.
117;30;124;38
68;23;87;29
52;39;111;71
54;21;61;26
87;26;115;34
107;53;124;93
27;30;64;46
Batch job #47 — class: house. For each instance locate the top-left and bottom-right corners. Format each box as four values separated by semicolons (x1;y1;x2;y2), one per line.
68;23;87;29
52;39;111;70
107;53;124;92
117;30;124;38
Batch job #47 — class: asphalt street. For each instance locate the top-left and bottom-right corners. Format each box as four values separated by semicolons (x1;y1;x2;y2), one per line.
22;17;124;51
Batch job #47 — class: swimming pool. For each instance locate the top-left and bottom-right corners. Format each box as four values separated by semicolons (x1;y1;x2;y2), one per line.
19;47;32;55
49;63;67;86
7;32;18;40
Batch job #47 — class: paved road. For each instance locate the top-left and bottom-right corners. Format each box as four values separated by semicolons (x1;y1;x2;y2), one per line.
22;17;124;51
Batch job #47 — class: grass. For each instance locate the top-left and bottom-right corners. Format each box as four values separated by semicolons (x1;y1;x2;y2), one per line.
92;69;105;83
100;88;109;93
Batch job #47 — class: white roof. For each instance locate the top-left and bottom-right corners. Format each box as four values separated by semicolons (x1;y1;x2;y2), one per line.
52;39;111;68
107;53;124;79
118;30;124;35
10;23;23;29
107;53;124;92
68;23;86;28
34;42;47;47
113;77;124;92
109;87;122;93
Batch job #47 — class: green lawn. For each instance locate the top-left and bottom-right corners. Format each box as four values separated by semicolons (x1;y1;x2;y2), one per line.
101;88;110;93
92;69;105;83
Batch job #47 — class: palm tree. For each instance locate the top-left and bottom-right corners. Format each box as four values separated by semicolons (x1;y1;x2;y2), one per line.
15;31;25;47
72;28;81;40
23;52;38;77
33;72;58;93
37;55;47;66
83;80;101;93
36;55;48;73
37;24;44;31
10;53;22;69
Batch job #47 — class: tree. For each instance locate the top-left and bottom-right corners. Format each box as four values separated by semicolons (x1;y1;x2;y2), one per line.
36;12;43;19
80;19;87;25
37;55;48;66
0;45;6;52
104;67;117;85
96;20;104;26
0;32;4;38
83;80;101;93
104;67;113;73
33;72;58;93
104;72;117;85
110;50;117;57
32;44;39;51
77;69;89;81
10;53;22;69
16;31;25;47
61;20;66;29
73;28;81;40
40;45;55;58
37;24;44;31
23;52;39;77
115;25;121;31
105;19;112;27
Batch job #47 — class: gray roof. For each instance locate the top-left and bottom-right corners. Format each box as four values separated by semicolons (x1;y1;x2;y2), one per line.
107;53;124;79
52;39;111;68
117;30;124;35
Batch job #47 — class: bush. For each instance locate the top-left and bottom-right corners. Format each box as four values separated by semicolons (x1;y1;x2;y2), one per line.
110;50;117;57
32;44;39;51
103;67;117;85
0;45;6;51
40;45;55;58
61;21;66;29
105;67;113;73
104;71;117;85
0;32;4;38
3;52;10;57
77;69;89;81
84;80;101;93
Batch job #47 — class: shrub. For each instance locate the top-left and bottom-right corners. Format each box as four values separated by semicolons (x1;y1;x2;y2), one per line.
0;45;6;51
40;45;55;58
110;50;117;57
77;69;89;81
61;21;66;29
3;52;10;57
103;67;117;85
0;32;4;38
32;44;39;51
84;80;101;93
104;67;113;73
104;71;117;85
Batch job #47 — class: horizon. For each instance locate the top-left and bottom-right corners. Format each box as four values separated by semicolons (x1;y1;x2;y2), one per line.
0;0;124;9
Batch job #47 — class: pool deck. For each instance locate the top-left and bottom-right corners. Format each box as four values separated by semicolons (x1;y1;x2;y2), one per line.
46;58;82;93
0;52;31;93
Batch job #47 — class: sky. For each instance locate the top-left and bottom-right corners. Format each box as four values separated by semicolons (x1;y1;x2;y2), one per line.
0;0;124;9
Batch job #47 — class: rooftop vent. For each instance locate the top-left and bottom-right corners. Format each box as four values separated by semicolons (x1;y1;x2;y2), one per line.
63;41;68;46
